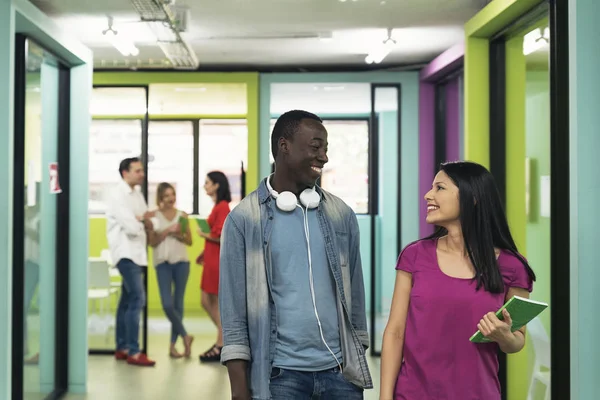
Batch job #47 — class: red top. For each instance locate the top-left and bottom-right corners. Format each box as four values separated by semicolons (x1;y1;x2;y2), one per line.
203;200;230;271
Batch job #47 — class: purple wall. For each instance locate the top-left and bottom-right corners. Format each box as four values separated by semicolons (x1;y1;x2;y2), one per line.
445;78;460;162
418;43;464;238
419;83;436;238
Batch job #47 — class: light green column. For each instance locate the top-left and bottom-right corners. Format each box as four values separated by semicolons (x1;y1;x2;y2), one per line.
0;0;15;398
464;37;490;167
569;0;600;398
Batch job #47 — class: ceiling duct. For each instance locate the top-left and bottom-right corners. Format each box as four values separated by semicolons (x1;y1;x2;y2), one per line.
129;0;199;69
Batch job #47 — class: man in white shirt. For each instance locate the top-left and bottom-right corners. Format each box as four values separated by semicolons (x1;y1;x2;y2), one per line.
106;157;156;367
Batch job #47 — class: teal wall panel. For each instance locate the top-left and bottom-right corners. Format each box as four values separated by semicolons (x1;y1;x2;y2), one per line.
68;63;92;393
0;0;92;395
0;1;16;398
569;0;600;397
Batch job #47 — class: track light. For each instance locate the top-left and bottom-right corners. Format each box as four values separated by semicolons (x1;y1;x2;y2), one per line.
365;29;396;64
102;16;140;57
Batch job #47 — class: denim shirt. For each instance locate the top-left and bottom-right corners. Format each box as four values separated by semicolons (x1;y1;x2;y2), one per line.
219;178;373;400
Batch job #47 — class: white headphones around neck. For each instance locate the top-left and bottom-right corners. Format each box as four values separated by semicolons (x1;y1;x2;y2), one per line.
265;175;321;212
264;174;341;371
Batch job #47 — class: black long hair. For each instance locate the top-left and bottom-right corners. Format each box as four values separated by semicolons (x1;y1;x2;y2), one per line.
207;171;232;203
424;161;536;293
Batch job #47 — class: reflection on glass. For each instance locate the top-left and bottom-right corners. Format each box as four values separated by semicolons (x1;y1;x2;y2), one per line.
23;38;58;399
91;87;148;116
88;119;143;214
87;119;142;352
270;83;371;115
320;120;369;214
197;119;248;218
523;19;551;400
148;121;194;213
267;119;370;214
148;83;248;116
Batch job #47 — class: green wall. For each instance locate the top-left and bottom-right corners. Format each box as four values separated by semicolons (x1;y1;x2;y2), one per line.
89;217;208;316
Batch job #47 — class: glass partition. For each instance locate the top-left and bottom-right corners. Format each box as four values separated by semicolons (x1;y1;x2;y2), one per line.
147;120;195;213
149;83;247;116
370;85;400;355
489;4;552;398
87;86;149;355
522;19;551;400
17;37;61;400
88;119;144;214
197;119;248;217
90;87;147;116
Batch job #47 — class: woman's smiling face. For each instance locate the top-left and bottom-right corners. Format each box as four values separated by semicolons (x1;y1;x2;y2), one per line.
424;170;460;226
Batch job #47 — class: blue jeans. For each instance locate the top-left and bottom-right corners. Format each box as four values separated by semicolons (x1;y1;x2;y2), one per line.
116;259;145;355
269;367;364;399
155;261;190;343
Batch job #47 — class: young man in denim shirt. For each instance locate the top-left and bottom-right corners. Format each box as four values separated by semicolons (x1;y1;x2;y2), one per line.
219;110;372;399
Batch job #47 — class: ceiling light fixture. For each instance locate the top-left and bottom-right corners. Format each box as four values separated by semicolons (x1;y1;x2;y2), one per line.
129;0;199;69
365;28;396;64
523;27;549;55
102;16;140;57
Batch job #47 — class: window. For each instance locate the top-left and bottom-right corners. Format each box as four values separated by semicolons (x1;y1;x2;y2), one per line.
148;83;247;116
268;119;369;214
147;121;194;213
197;119;248;218
88;119;142;214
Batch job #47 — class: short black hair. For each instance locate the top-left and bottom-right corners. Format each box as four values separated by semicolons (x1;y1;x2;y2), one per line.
271;110;322;159
119;157;141;178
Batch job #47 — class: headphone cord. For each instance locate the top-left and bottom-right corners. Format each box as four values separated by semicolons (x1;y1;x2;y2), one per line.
302;206;342;372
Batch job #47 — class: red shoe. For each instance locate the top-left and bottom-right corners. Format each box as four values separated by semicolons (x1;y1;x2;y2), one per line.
115;350;128;361
127;353;156;367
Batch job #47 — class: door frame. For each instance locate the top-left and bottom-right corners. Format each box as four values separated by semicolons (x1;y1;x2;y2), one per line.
12;34;72;400
369;83;402;357
88;84;150;356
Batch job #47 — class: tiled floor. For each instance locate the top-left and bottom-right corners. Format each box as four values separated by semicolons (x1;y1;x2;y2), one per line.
65;316;382;400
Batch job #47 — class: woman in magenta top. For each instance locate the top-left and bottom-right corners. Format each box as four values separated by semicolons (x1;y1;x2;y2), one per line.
380;161;536;400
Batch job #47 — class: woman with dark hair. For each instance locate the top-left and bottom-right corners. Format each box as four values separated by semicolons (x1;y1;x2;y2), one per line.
380;161;536;400
148;182;194;359
196;171;231;362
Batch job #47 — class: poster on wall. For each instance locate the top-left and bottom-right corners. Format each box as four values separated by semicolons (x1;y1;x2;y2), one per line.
49;162;62;194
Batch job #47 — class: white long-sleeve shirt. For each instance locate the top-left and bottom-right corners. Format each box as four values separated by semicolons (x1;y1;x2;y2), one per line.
105;179;149;267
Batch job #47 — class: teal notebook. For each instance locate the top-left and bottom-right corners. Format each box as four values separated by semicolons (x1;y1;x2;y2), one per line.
195;218;210;234
469;295;548;343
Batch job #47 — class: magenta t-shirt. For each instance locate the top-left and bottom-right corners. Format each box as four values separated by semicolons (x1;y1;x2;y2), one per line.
394;238;533;400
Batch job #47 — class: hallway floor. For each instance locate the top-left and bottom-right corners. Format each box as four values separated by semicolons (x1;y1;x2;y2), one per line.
65;316;382;400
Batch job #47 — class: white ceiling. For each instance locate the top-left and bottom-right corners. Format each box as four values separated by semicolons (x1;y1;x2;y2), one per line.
31;0;486;70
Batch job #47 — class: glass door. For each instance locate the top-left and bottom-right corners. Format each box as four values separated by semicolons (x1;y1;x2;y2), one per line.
13;35;69;400
369;84;401;356
87;86;149;355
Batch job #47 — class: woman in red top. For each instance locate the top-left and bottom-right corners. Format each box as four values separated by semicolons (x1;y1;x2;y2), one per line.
196;171;231;362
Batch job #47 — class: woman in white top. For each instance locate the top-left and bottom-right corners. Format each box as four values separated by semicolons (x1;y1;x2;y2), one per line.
148;182;194;358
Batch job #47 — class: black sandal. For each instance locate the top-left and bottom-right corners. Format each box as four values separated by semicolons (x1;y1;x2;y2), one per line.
199;344;222;363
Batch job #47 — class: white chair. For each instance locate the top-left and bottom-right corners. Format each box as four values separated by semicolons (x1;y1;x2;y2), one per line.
88;258;119;339
527;317;551;400
100;249;122;293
